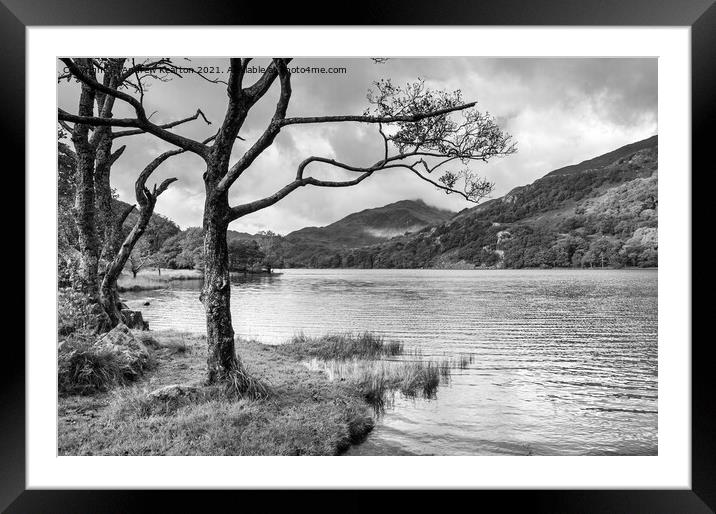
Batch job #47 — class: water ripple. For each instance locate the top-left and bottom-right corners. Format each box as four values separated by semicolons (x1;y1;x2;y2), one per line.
123;268;657;456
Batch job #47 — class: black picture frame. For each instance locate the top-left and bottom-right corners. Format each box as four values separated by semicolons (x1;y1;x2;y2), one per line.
4;1;712;511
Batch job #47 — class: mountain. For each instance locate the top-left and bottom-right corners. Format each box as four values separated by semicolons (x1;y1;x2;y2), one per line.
276;135;658;269
141;135;658;271
227;230;261;242
274;200;455;266
544;135;657;178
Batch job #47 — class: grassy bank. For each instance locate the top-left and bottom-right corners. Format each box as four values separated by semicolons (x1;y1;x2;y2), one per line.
117;268;275;292
59;332;377;455
58;330;470;455
117;269;204;292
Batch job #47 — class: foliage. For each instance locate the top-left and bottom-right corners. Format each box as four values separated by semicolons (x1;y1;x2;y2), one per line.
58;288;94;335
269;141;658;270
227;239;265;272
58;331;125;395
152;227;204;270
98;139;659;273
366;79;515;201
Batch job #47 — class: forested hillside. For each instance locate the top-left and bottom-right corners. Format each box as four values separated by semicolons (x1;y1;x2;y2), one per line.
133;200;452;272
61;136;658;274
275;136;658;269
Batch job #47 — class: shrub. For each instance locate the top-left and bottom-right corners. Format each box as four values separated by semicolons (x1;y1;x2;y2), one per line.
58;328;156;395
58;332;124;395
57;288;93;336
57;255;80;289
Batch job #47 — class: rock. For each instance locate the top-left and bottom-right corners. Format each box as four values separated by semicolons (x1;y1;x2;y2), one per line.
143;301;151;306
147;383;200;402
121;309;149;330
146;383;201;413
95;323;150;375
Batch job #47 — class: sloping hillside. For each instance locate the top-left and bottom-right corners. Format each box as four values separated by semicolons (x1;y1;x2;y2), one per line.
286;199;453;247
292;136;658;269
272;200;454;266
132;136;659;271
544;135;657;178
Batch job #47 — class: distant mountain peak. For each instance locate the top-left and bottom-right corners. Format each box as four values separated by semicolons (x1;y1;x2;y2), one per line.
283;199;454;249
157;136;659;270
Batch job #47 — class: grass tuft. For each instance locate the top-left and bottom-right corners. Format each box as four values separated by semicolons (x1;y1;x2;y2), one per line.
58;328;157;396
109;384;221;418
224;366;272;401
305;355;455;413
136;331;189;355
282;332;403;360
58;331;125;395
456;353;475;369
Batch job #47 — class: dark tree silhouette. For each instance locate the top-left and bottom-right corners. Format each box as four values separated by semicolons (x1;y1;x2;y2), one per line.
58;57;516;389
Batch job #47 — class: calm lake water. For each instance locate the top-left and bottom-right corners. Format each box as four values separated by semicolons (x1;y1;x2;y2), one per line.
124;269;658;456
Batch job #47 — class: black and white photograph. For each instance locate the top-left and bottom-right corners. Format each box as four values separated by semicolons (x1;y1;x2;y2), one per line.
55;56;660;457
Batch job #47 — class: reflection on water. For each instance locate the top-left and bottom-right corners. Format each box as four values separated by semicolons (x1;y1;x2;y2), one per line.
123;269;657;456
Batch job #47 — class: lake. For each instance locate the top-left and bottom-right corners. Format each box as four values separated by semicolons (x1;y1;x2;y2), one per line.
124;268;658;456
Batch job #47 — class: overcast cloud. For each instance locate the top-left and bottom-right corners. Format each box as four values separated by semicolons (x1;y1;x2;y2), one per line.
58;57;657;234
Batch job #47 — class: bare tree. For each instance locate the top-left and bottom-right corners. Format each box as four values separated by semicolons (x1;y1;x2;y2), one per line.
58;57;516;388
59;58;209;329
99;149;182;325
127;254;147;279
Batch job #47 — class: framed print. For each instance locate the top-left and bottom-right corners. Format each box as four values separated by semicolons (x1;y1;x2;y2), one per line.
5;0;714;511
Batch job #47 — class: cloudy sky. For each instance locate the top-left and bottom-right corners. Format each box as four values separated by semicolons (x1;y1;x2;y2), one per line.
58;58;657;234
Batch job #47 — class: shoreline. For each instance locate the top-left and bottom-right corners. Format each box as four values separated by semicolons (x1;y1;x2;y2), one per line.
58;330;377;456
117;266;657;294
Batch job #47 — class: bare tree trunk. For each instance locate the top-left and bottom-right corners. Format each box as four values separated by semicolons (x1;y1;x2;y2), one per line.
94;133;129;325
69;61;112;332
73;141;100;299
99;275;123;327
95;135;121;262
98;144;178;329
93;59;125;268
201;188;241;384
100;207;152;326
71;71;99;299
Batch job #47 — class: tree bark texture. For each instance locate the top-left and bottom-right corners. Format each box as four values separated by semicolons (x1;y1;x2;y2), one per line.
95;134;121;262
99;206;152;326
70;60;110;333
70;62;100;301
98;148;177;328
201;185;241;384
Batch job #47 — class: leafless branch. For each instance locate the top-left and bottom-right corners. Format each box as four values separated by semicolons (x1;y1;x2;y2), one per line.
217;59;292;192
112;108;211;139
58;58;211;158
278;102;476;127
114;203;137;233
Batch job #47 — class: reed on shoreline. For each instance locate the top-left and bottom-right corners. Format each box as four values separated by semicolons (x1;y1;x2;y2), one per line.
58;326;475;455
281;332;403;360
